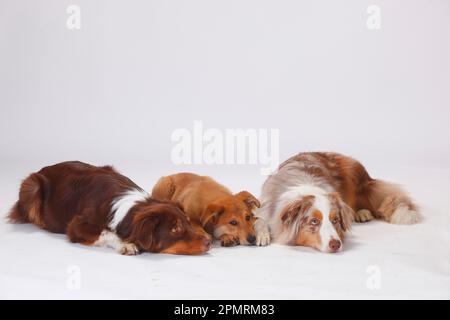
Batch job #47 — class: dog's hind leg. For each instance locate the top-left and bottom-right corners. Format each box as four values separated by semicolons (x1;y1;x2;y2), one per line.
151;176;176;201
357;180;420;224
377;195;420;224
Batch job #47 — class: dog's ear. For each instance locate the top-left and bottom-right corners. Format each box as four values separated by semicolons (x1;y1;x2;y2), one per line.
202;203;224;234
339;203;354;231
328;192;354;231
235;191;260;211
281;195;315;225
130;212;160;251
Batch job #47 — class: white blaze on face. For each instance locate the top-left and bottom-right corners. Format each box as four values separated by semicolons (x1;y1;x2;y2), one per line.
310;191;341;253
274;185;342;251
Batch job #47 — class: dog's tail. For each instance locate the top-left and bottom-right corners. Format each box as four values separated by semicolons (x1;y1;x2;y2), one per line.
151;176;176;201
8;173;47;228
357;179;420;224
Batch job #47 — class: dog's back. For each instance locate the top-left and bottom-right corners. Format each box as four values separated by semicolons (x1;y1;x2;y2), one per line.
152;172;231;219
258;152;420;225
8;161;140;233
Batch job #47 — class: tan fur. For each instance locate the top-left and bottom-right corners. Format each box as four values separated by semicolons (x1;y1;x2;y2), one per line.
151;175;176;201
294;209;323;249
312;210;323;220
152;172;259;246
298;228;322;249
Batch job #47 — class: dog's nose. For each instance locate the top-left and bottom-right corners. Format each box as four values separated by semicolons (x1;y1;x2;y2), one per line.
329;239;341;252
203;238;212;250
247;235;256;245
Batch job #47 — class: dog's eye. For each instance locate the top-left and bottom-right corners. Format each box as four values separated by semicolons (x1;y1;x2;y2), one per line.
310;218;320;226
245;215;251;221
229;220;238;226
332;218;340;224
171;225;182;234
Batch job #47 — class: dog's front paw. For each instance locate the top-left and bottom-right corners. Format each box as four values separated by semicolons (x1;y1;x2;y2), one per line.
355;209;374;223
256;229;270;246
118;243;140;255
220;234;240;247
254;218;271;246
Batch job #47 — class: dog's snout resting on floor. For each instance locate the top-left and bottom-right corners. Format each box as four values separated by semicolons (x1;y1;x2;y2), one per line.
152;172;270;246
8;161;211;255
256;152;420;253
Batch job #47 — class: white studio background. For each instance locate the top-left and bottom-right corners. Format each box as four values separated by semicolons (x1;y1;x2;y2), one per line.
1;0;449;170
0;0;450;299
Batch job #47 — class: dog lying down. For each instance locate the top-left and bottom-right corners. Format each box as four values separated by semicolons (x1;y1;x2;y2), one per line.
8;161;212;255
152;172;271;247
8;153;420;255
256;152;420;253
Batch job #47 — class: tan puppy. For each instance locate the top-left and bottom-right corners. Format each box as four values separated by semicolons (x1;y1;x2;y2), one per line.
152;173;268;246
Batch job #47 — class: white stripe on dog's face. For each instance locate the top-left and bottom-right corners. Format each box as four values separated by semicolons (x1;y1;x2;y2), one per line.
311;193;341;253
276;185;343;252
319;215;341;253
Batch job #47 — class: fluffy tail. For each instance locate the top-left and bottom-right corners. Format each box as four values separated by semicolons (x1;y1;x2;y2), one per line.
357;179;420;224
151;176;176;201
8;173;46;228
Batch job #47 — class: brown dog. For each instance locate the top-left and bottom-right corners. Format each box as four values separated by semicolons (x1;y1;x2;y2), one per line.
152;173;263;246
8;162;211;255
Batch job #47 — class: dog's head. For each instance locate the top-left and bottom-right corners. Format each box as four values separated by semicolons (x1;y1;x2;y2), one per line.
202;191;260;246
279;192;354;253
126;201;211;255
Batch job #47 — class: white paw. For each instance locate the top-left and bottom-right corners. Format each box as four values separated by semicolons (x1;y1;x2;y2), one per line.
256;230;270;246
390;206;420;225
118;243;140;255
355;209;374;223
254;218;271;246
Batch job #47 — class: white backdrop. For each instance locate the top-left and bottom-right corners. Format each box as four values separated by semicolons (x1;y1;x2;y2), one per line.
1;0;450;167
0;0;449;299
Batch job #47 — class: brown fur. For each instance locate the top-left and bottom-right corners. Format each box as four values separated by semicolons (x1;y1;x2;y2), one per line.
279;152;418;223
152;172;260;246
8;161;211;255
258;151;420;252
280;195;315;226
